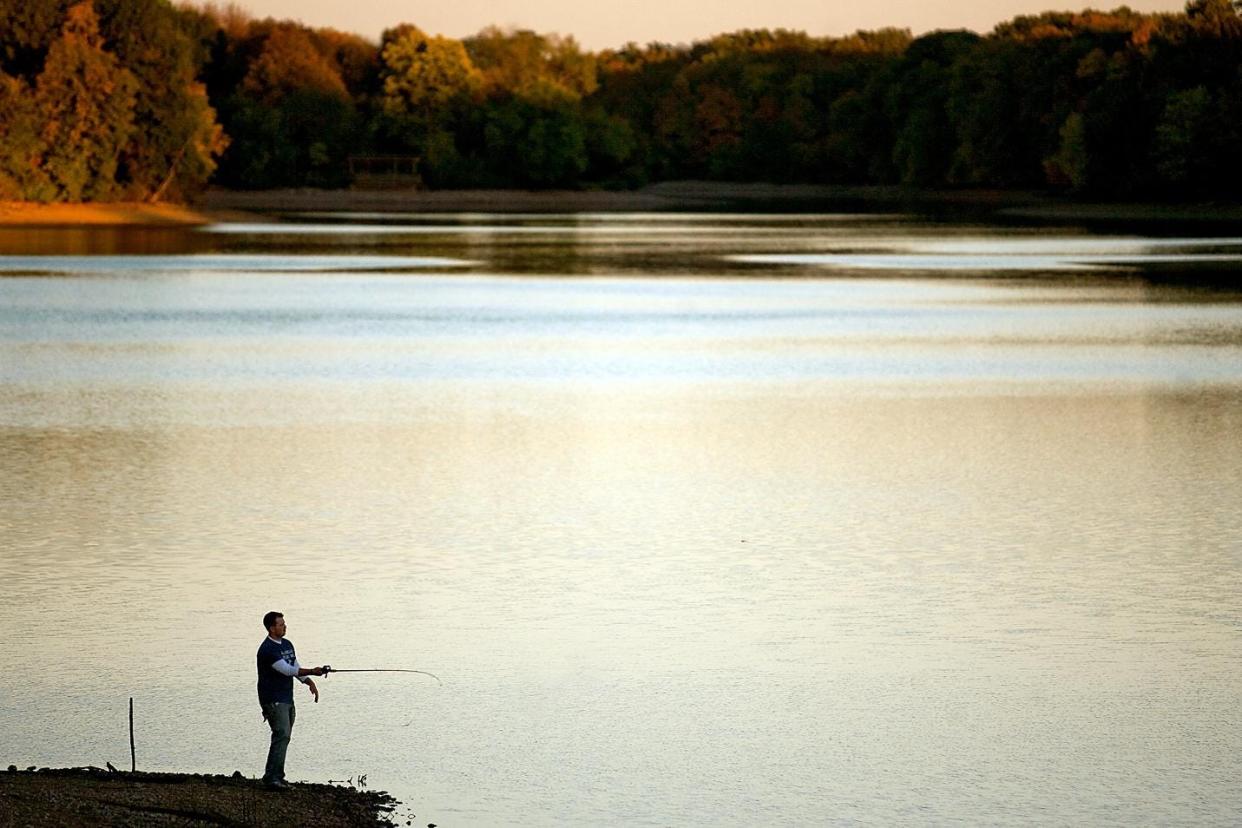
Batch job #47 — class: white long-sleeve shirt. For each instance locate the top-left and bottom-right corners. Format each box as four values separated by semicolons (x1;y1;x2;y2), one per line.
268;638;310;683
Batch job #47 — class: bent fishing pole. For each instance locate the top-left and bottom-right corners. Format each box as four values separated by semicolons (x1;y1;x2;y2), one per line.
321;666;442;686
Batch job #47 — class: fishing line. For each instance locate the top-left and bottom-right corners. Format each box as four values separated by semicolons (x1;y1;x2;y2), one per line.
322;666;442;685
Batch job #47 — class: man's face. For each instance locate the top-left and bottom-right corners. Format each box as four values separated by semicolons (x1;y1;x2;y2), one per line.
269;616;287;638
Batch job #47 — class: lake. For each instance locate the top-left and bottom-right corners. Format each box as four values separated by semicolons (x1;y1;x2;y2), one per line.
1;211;1240;826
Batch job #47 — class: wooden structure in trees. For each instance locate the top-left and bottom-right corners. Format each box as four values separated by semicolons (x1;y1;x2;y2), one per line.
347;155;422;189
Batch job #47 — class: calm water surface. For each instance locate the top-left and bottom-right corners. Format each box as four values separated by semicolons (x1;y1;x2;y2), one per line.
1;213;1241;826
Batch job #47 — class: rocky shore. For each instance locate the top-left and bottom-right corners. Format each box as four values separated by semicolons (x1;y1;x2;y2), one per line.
0;766;401;827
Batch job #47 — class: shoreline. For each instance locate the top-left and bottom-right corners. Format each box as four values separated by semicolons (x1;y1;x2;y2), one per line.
0;766;400;827
195;181;1050;215
1;183;1241;226
0;201;218;227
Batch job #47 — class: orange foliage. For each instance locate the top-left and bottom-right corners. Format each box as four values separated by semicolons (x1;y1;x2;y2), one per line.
242;24;349;103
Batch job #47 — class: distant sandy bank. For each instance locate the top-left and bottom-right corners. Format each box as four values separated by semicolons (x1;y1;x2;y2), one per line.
0;201;222;227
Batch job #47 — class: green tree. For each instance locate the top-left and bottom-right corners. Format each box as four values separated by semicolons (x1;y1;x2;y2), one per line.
482;98;588;186
216;88;359;188
822;90;877;183
887;32;982;185
211;24;358;188
947;40;1044;186
1044;112;1089;190
694;83;744;174
583;107;639;185
1153;86;1221;193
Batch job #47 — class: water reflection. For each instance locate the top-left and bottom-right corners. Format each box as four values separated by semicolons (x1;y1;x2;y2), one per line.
2;389;1240;825
2;270;1240;403
0;253;471;274
1;212;1238;283
0;226;207;256
733;251;1242;272
1;212;1241;826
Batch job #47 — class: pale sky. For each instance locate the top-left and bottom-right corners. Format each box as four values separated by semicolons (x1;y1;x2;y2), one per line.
234;0;1189;48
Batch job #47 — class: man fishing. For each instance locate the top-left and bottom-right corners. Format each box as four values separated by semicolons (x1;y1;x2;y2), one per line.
256;611;328;790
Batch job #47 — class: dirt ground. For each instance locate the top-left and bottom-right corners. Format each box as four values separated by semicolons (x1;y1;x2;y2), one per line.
0;767;400;827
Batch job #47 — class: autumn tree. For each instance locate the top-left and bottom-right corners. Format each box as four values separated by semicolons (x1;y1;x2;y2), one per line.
11;0;1242;199
0;72;52;200
34;0;137;201
94;0;226;200
315;27;381;99
380;25;481;114
465;27;597;103
224;24;356;187
242;25;348;102
195;14;370;189
0;0;73;78
373;25;484;185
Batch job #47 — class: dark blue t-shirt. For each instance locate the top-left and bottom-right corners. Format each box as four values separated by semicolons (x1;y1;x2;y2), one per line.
257;637;297;705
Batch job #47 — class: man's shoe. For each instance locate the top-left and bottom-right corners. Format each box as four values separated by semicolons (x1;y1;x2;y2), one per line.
264;779;290;791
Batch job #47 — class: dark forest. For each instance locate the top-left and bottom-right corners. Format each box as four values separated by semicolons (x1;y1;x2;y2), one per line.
2;0;1240;201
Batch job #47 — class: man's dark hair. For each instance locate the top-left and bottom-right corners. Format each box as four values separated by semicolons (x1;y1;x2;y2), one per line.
263;611;283;631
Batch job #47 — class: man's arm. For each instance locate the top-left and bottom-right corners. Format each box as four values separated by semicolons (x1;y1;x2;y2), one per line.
269;659;324;702
303;677;319;703
268;659;326;678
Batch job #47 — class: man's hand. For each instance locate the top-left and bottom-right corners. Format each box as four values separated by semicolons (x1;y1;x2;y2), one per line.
305;678;319;703
311;666;326;676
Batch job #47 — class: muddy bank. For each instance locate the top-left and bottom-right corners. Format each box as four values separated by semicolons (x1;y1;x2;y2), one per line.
5;184;1239;226
197;186;674;213
4;184;1036;224
195;181;1046;215
0;766;401;827
997;202;1242;224
193;183;1242;224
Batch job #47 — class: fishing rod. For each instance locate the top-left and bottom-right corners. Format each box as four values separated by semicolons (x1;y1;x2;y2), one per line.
321;666;442;685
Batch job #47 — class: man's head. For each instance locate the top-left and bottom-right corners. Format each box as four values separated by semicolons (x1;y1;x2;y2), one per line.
263;611;286;638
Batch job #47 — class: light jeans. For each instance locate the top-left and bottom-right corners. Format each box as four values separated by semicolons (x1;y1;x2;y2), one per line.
262;701;296;783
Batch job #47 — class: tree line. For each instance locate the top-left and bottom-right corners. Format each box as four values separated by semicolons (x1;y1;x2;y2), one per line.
2;0;1240;201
